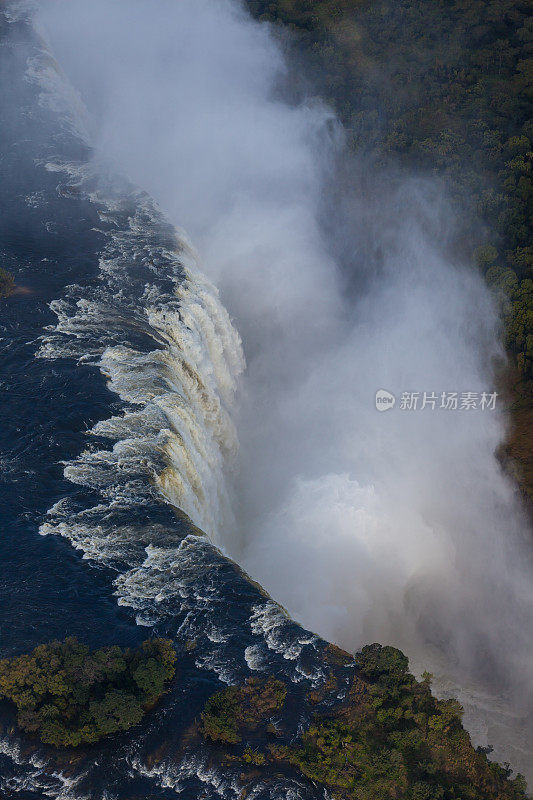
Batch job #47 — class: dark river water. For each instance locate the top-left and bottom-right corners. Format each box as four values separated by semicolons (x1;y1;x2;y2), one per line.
2;2;533;796
0;9;338;799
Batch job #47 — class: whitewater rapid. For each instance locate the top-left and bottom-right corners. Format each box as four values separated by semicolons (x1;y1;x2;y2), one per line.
38;176;243;544
25;4;322;686
2;2;533;792
0;13;337;798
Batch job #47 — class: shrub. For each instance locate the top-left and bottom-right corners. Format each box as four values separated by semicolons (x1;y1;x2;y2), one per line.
201;646;528;800
0;268;15;298
0;637;176;747
201;677;287;744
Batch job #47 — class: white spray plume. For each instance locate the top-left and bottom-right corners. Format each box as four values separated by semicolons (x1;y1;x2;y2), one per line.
36;0;533;773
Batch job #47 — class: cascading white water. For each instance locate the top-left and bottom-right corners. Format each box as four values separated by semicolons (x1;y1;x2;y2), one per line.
32;0;533;779
36;148;243;543
39;188;244;544
25;23;318;708
21;25;244;548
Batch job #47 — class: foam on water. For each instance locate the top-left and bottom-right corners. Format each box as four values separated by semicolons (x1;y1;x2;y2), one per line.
4;4;532;792
24;53;270;700
0;736;87;800
34;145;323;699
38;164;244;541
130;751;246;799
130;751;322;800
20;55;326;792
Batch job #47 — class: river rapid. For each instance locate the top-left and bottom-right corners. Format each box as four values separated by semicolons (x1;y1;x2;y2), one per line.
0;3;532;796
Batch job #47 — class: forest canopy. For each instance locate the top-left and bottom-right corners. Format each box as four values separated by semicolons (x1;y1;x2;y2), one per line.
246;0;532;381
199;643;529;800
0;637;176;747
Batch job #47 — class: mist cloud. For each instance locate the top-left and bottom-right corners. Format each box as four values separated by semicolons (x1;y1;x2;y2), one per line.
36;0;533;773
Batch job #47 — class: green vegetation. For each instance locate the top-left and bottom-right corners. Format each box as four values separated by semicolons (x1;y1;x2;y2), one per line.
201;676;287;744
200;645;529;799
276;645;528;799
488;265;533;376
247;0;533;449
243;744;267;765
0;267;15;298
0;637;176;747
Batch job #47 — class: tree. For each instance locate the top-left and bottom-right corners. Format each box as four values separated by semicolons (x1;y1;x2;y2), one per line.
0;638;176;747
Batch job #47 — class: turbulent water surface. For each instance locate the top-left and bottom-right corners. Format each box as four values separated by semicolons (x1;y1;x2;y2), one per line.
0;10;331;799
0;2;532;796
